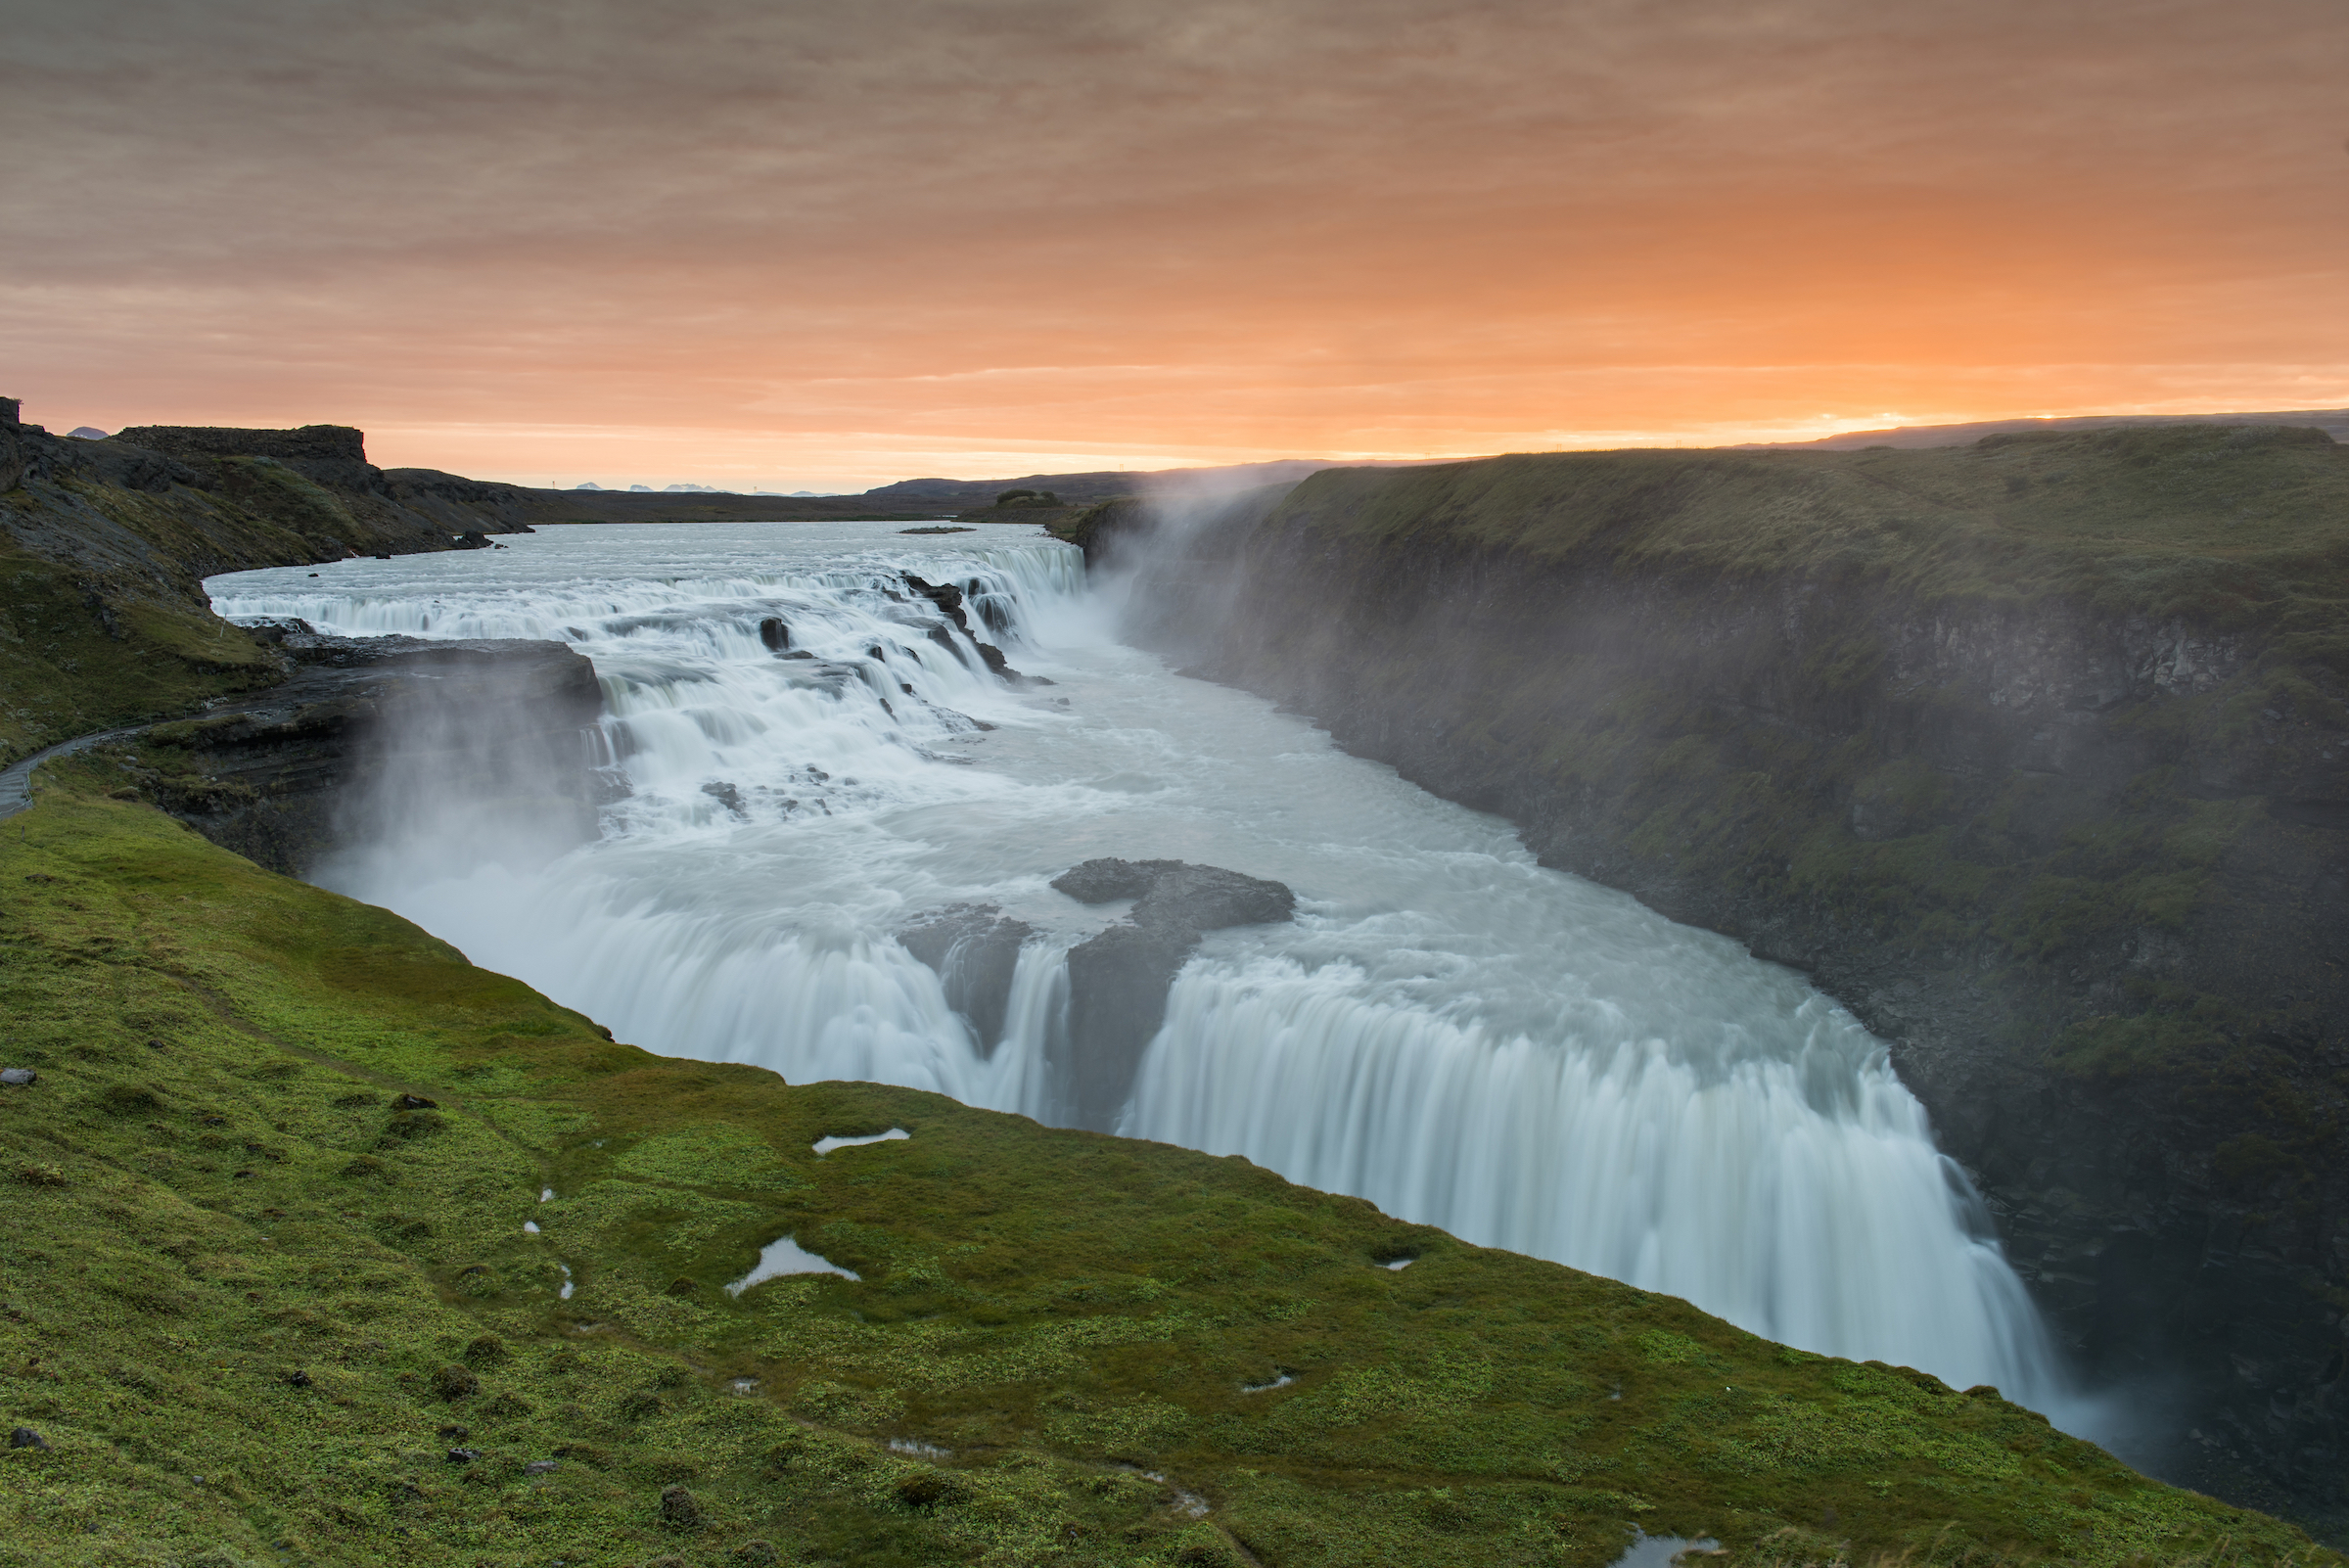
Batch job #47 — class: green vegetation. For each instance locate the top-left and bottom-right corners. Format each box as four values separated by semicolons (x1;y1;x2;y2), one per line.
1;766;2330;1566
1284;426;2349;667
0;539;280;768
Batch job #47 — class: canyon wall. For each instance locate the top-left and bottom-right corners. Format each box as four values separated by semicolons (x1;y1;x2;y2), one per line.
1099;426;2349;1527
0;410;530;764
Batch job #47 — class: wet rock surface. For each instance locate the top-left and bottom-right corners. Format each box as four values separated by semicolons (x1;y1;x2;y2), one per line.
128;633;607;877
901;572;1044;687
897;904;1036;1056
1054;859;1296;1130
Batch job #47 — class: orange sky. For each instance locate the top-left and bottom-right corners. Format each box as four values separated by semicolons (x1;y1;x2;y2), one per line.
5;0;2345;490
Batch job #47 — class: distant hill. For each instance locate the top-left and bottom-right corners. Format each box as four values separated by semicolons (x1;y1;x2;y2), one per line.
507;486;954;525
860;458;1436;509
1744;406;2349;450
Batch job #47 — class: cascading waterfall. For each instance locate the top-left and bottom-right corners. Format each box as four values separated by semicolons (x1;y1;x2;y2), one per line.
210;519;2080;1423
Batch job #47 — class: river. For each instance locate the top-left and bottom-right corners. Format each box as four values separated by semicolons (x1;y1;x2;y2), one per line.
209;518;2085;1424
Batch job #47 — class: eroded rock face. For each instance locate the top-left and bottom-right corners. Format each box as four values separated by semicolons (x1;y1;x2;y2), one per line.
1053;858;1296;1130
898;904;1036;1056
136;633;607;876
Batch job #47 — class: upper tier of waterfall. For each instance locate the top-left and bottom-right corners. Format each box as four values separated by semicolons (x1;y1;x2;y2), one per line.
209;519;2083;1423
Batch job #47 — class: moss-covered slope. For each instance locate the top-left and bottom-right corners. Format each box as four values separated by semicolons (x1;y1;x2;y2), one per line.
0;766;2326;1566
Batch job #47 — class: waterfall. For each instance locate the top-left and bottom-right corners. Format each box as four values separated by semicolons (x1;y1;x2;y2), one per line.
209;520;2079;1422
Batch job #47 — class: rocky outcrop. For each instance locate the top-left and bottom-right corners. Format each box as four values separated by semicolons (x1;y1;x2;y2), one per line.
898;904;1036;1055
1054;858;1296;1130
1102;427;2349;1529
0;407;545;765
900;572;1041;685
114;423;383;491
124;632;606;876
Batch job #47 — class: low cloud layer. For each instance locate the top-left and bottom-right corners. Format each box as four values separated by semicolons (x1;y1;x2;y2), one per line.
5;0;2344;484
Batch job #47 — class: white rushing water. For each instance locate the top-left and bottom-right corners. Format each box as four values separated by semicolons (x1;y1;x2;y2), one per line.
210;520;2078;1417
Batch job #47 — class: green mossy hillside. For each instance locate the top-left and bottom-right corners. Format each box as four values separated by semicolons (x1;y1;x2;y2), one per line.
1281;425;2349;667
0;771;2332;1566
0;541;283;768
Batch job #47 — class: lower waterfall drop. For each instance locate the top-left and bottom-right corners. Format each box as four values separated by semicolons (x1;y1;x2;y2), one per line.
208;518;2083;1427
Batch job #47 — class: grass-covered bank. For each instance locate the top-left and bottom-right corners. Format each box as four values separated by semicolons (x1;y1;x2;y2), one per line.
1;765;2328;1567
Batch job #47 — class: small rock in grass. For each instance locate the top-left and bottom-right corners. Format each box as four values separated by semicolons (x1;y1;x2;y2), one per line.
0;1069;35;1085
445;1447;482;1464
896;1470;969;1509
525;1458;559;1475
657;1483;705;1529
9;1427;49;1450
392;1093;438;1110
284;1368;313;1388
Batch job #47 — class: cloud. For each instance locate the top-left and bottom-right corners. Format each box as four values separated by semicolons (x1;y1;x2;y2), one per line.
3;0;2344;479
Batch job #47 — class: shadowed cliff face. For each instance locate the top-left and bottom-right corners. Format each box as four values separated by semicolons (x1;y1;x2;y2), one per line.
1099;426;2349;1532
118;632;608;879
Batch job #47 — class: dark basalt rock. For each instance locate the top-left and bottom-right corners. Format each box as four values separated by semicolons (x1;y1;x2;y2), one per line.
1055;857;1297;932
1052;858;1296;1130
898;904;1035;1056
759;617;790;651
903;572;1044;685
133;634;607;877
902;573;971;634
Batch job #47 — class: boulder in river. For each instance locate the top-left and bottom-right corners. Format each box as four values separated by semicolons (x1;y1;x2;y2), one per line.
898;904;1036;1056
1052;858;1295;1130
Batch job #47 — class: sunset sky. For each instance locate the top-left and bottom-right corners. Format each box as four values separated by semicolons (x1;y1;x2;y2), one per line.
5;0;2345;491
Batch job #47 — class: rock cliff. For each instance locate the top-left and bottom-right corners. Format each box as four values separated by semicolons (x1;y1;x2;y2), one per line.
0;406;530;764
120;631;606;877
1101;425;2349;1530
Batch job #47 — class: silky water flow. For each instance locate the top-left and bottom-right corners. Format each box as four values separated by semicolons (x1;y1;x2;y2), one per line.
211;520;2092;1429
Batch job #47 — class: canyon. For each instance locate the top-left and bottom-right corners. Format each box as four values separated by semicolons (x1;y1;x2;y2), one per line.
1080;425;2349;1527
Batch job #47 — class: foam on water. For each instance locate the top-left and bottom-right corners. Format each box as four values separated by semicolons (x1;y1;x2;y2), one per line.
209;520;2085;1423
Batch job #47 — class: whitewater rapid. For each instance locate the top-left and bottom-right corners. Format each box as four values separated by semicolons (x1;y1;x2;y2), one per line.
210;520;2075;1414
